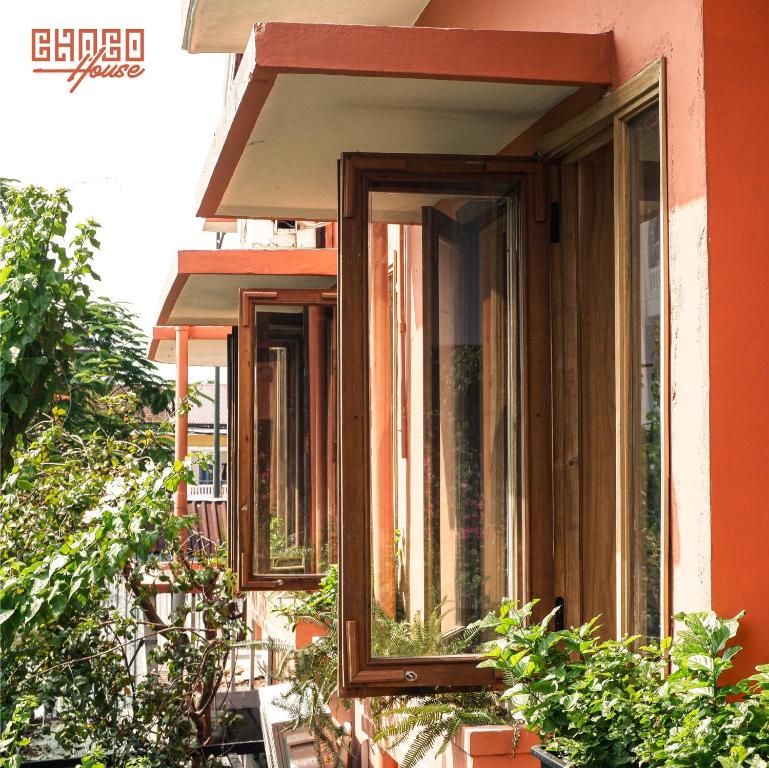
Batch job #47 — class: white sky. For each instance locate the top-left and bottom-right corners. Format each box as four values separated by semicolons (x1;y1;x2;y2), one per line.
0;2;229;381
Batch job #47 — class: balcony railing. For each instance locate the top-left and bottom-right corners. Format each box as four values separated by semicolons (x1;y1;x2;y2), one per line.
189;482;228;498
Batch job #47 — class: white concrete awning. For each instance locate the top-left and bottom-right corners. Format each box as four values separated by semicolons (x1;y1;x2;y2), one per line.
196;22;613;220
156;248;337;326
149;327;231;367
183;0;432;53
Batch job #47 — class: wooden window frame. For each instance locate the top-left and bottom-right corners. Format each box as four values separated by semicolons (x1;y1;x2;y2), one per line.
227;328;239;576
338;153;553;697
540;59;670;639
235;287;337;591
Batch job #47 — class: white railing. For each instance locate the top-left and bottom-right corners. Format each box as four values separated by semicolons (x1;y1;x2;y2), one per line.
189;483;228;499
112;583;262;695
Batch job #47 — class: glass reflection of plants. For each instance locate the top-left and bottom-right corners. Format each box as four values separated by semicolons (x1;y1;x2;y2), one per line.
384;197;512;656
425;344;483;622
640;322;662;644
422;344;496;646
373;602;496;660
387;526;496;657
269;515;311;570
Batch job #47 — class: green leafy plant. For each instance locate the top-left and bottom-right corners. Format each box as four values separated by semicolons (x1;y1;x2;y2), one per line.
0;181;236;767
266;568;348;767
481;601;769;768
62;298;174;454
0;181;174;475
265;580;769;768
0;695;37;768
272;569;503;768
371;689;507;768
273;563;338;630
634;611;769;768
0;408;246;768
0;182;96;473
480;600;664;767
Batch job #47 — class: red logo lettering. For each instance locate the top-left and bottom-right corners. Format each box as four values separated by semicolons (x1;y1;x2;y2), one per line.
31;28;146;93
31;29;51;61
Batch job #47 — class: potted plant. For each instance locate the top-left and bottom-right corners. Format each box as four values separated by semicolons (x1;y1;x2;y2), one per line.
479;601;769;768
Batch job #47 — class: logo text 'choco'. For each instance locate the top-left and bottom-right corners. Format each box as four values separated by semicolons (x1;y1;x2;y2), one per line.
32;29;146;93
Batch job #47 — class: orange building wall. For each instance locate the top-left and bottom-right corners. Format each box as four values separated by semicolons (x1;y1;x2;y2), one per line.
417;0;706;210
419;0;713;639
704;0;769;679
419;0;769;676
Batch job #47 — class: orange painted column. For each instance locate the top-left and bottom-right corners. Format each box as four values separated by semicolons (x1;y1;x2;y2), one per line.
704;0;769;680
174;326;189;519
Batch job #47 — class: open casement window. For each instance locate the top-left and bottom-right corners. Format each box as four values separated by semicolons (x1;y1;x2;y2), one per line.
233;288;337;590
541;60;668;643
338;154;555;696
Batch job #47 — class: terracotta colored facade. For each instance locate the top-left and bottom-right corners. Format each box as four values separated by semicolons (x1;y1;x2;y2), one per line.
703;0;769;681
151;0;769;761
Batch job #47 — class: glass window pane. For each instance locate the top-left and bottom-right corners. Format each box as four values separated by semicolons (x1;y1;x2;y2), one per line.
252;308;336;576
629;108;662;644
368;188;518;658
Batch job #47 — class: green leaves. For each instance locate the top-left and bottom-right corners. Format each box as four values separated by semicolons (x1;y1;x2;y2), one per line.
718;745;769;768
59;298;174;454
4;392;27;417
274;563;339;630
0;182;95;473
0;182;174;476
0;695;38;768
483;603;769;767
372;690;506;768
671;610;744;682
0;417;242;766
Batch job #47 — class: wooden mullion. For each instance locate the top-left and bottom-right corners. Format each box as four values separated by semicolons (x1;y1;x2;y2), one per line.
658;62;672;640
522;173;555;618
577;146;617;638
253;312;273;576
550;163;583;629
236;301;255;591
613;117;634;639
226;328;238;575
338;156;371;693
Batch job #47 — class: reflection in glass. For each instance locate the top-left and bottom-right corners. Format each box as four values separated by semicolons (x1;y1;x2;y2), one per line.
629;108;662;644
368;188;518;657
252;308;336;576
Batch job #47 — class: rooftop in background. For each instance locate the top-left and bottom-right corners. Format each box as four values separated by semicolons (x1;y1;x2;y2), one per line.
187;380;228;430
143;380;227;431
